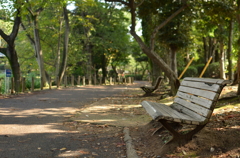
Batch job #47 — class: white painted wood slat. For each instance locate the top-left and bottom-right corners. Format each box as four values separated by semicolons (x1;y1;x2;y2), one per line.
176;91;214;109
171;103;207;124
141;101;204;125
178;86;219;100
183;77;231;85
174;98;212;117
150;102;191;122
181;80;221;92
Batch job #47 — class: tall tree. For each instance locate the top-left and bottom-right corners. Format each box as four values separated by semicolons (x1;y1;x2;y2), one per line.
58;4;70;84
24;0;47;85
106;0;187;95
236;0;240;95
0;6;22;92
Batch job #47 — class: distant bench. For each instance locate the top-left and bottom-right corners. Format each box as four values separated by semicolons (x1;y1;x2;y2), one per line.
141;77;231;147
140;76;164;95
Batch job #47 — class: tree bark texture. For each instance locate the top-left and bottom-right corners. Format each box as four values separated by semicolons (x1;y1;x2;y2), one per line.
58;6;70;84
227;19;234;80
219;41;226;79
0;9;21;92
128;0;186;95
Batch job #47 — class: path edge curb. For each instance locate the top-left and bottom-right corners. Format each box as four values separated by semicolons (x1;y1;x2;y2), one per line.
123;127;139;158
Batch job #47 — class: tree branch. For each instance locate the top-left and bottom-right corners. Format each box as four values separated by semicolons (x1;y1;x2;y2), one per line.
21;23;35;45
0;29;9;42
150;3;188;50
0;48;7;55
10;9;21;43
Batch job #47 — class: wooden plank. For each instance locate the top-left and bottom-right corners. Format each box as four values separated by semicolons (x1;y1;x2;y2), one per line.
183;77;231;85
142;101;176;120
141;101;203;125
150;102;187;121
181;80;221;92
171;103;207;122
176;91;215;109
174;98;212;117
178;86;219;101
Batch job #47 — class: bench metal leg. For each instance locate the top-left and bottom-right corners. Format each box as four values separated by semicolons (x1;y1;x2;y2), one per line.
159;119;206;145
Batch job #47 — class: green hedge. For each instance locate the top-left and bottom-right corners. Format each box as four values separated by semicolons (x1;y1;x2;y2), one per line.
125;74;143;80
25;73;41;89
178;66;198;78
203;62;220;78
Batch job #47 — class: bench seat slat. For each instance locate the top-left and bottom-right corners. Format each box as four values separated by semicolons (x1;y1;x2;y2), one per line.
176;91;214;109
181;80;221;92
142;101;206;125
178;86;219;100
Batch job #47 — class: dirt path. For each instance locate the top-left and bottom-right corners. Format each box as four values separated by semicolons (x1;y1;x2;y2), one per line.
0;83;147;158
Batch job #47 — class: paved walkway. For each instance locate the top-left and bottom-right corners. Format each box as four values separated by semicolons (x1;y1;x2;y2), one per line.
0;83;148;158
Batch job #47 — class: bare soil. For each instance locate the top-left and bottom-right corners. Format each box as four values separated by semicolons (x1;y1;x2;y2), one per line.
67;83;240;158
128;85;240;158
1;83;239;158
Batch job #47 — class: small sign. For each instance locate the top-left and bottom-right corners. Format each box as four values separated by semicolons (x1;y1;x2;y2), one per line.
6;69;12;77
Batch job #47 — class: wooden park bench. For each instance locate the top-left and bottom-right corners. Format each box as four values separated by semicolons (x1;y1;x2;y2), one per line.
141;77;231;147
140;76;164;95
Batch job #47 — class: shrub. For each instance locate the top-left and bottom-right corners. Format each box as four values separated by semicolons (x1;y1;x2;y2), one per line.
178;66;198;78
195;64;205;76
25;72;41;89
203;62;220;78
125;74;143;80
0;74;5;94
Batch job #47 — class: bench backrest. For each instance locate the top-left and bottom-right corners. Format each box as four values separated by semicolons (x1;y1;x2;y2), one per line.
153;76;164;89
171;77;231;124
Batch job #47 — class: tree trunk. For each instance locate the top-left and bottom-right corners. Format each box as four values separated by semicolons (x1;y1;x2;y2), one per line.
32;16;47;86
219;41;226;79
55;18;63;83
236;0;240;95
58;6;70;83
170;47;178;76
151;61;162;85
127;0;185;95
227;19;234;80
0;9;21;92
203;37;208;63
101;54;108;84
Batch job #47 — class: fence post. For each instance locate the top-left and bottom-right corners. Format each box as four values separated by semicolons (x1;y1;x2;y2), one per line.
71;75;74;86
57;76;60;88
110;77;112;85
113;77;115;85
64;76;67;87
40;77;43;90
49;77;52;90
0;79;1;94
88;75;92;85
22;77;25;92
31;77;34;91
83;76;85;86
99;77;102;85
11;77;14;94
94;74;97;85
77;76;80;85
